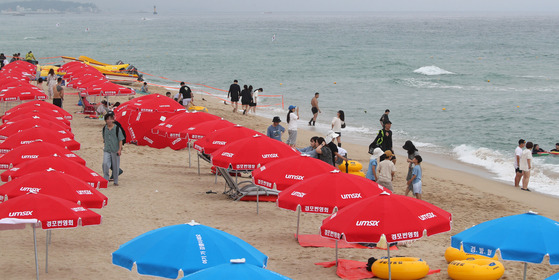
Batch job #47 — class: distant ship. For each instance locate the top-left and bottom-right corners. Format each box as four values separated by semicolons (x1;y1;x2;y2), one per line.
153;5;157;15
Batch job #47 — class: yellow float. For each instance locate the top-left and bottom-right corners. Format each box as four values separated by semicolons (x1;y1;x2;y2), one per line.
448;259;504;280
338;160;362;172
444;246;498;263
372;257;429;280
349;171;365;177
188;106;208;112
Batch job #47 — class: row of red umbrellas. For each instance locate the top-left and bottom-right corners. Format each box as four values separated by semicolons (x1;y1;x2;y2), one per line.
0;61;47;102
61;62;134;97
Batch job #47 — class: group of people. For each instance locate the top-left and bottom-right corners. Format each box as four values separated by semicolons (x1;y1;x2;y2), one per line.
227;80;262;115
513;140;559;191
0;51;37;69
295;132;348;167
170;82;195;108
35;69;64;108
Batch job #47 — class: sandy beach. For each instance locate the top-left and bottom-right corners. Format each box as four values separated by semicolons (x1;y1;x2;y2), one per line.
1;84;558;280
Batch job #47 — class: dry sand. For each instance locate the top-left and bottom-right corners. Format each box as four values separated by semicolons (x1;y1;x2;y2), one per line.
1;84;558;280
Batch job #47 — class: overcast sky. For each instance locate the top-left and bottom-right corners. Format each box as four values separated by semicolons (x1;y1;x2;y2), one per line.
84;0;559;13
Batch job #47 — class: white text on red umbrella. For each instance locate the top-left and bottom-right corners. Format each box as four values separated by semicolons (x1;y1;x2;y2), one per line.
341;193;362;199
356;220;380;226
418;212;436;221
285;174;304;180
261;153;279;159
8;211;33;217
291;191;307;198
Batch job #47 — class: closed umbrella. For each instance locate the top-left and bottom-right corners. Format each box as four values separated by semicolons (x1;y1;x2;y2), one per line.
451;212;559;280
112;221;268;279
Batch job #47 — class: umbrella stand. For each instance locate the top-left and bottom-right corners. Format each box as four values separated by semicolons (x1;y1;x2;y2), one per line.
33;226;39;280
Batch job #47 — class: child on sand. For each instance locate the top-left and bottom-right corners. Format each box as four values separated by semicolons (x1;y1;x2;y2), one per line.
407;155;423;199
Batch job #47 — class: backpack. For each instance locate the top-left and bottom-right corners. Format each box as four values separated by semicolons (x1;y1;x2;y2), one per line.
368;130;384;154
103;121;127;145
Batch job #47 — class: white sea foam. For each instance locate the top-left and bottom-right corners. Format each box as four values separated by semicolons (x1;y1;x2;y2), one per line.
453;144;559;197
413;66;455;76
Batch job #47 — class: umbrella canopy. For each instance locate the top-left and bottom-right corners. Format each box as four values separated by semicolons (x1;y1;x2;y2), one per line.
112;221;268;279
0;126;80;154
0;118;71;140
3;100;72;120
82;82;134;96
193;125;262;155
181;260;291;280
0;142;86;169
4;113;71;126
0;170;107;208
252;154;337;191
118;94;185;113
0;85;47;102
0;193;102;229
451;212;559;264
186;119;236;141
152;111;222;138
1;155;107;188
320;192;452;244
2;60;37;73
278;170;390;214
3;106;73;122
0;123;74;142
211;134;300;171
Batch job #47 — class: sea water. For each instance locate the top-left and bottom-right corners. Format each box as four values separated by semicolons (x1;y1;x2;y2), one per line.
2;12;559;196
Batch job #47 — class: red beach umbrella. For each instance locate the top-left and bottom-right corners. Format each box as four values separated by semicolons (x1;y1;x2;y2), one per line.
193;125;263;155
152;111;221;137
83;82;134;96
320;191;452;275
2;60;37;73
252;154;337;191
0;142;86;169
0;121;73;141
3;106;73;122
1;156;108;188
0;115;71;133
0;85;47;102
117;109;180;148
3;100;72;120
0;126;80;154
0;170;107;208
211;134;299;171
186;118;236;141
4;113;71;126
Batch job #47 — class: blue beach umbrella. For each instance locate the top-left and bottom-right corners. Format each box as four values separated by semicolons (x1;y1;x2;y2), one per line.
451;212;559;280
112;221;268;279
545;271;559;280
181;258;292;280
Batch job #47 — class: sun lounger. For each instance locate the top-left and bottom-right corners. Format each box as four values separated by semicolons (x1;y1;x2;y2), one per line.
215;166;279;202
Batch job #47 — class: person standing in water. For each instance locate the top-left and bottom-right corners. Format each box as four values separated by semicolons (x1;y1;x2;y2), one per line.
308;92;321;126
227;80;241;112
379;109;390;128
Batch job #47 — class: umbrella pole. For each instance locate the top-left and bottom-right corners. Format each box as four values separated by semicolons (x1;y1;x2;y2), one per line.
197;153;200;175
523;262;527;280
296;208;301;241
188;142;191;167
387;246;392;280
256;186;260;215
335;240;339;266
45;230;49;273
33;226;39;280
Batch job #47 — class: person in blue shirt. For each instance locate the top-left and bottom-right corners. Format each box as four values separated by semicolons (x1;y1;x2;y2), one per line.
266;116;285;141
407;155;423;199
365;148;383;181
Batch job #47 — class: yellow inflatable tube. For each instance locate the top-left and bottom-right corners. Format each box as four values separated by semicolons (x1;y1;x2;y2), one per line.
372;257;429;280
349;171;366;177
448;259;504;280
338;160;362;172
188;106;208;112
445;247;498;263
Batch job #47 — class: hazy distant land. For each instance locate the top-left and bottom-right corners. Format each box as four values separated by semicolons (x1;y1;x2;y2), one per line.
0;1;98;14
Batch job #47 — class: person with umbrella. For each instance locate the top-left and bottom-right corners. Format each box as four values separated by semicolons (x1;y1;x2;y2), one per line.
102;114;124;186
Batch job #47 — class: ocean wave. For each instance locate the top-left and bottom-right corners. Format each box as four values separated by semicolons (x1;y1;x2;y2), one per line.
413;66;455;76
453;144;559;197
397;78;464;90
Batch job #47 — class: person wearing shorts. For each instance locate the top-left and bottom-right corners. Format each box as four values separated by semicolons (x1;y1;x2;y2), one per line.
407;155;423;199
227;80;241;112
514;139;525;187
286;105;299;147
179;81;194;108
308;92;320;126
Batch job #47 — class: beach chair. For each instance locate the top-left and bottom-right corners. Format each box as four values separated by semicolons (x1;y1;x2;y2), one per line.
79;93;96;114
215;166;280;202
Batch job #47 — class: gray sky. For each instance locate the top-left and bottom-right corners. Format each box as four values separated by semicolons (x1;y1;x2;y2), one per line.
85;0;559;13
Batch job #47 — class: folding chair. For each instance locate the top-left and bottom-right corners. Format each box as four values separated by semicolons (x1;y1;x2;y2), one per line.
79;93;96;114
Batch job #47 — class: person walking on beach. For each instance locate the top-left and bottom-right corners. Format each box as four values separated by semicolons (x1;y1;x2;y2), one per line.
371;121;395;163
286;105;299;147
379;109;390;128
179;81;194;108
514;139;525;187
308;92;321;126
402;140;420;196
228;80;241;112
331;110;345;147
52;78;64;108
267;116;285;141
46;68;57;99
250;88;262;114
366;147;384;182
407;155;423;199
102;113;124;186
377;151;396;191
240;85;252;114
519;141;533;191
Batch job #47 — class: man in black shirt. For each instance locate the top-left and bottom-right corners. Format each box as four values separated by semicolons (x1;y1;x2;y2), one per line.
179;81;194;108
372;121;395;163
326;131;347;166
379;109;390;128
227;80;241;112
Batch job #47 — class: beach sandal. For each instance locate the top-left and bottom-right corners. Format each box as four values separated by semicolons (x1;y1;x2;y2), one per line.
521;188;531;192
